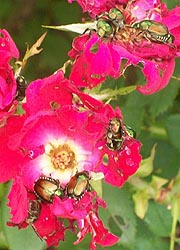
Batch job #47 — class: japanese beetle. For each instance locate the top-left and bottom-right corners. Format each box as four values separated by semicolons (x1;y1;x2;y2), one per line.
27;200;41;223
133;20;174;44
106;118;125;150
15;75;28;101
97;19;114;37
66;172;90;199
108;8;124;22
34;176;64;203
108;8;124;31
96;8;124;38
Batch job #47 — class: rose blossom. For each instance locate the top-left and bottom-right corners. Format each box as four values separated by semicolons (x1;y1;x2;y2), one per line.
68;0;180;94
67;0;128;18
0;29;19;124
0;70;123;249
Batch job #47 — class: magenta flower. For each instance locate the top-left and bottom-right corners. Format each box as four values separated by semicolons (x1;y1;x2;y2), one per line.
23;70;73;115
0;29;19;124
68;0;180;94
75;197;119;250
0;115;26;182
69;33;121;88
67;88;142;187
2;108;116;247
0;70;124;248
32;200;65;246
0;62;18;122
67;0;128;18
8;183;65;247
0;29;19;59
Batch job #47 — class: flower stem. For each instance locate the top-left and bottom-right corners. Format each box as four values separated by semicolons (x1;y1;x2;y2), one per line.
172;75;180;81
170;200;178;250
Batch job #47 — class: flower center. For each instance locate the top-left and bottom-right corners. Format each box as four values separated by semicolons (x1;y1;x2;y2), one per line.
47;143;77;170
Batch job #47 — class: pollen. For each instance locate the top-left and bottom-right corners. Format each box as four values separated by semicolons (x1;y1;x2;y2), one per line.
46;143;77;170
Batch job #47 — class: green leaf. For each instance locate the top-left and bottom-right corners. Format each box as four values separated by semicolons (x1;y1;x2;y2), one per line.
87;85;136;102
151;175;168;191
133;189;149;219
165;114;180;153
135;219;169;250
0;183;6;201
147;79;179;118
135;144;156;177
121;91;147;134
154;140;180;179
144;201;172;237
165;0;178;8
42;22;96;34
115;85;136;96
101;183;137;249
0;230;8;250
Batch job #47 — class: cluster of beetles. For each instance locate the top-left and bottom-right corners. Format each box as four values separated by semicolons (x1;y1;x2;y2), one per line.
96;7;174;44
28;117;136;223
26;6;176;225
28;171;91;223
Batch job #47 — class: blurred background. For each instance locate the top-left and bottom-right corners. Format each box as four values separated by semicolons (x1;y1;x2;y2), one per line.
0;0;82;80
0;0;180;250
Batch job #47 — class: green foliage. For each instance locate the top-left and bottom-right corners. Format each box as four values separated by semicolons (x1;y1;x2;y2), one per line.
147;79;179;118
166;114;180;153
135;219;169;250
101;183;137;249
1;1;180;250
144;201;172;237
121;91;148;134
0;0;81;80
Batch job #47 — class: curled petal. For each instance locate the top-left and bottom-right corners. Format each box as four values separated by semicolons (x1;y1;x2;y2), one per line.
75;212;119;250
33;203;65;246
99;138;142;187
0;29;19;59
138;59;175;95
52;192;93;220
7;176;28;224
0;115;25;182
0;64;17;110
23;70;72;115
68;0;128;18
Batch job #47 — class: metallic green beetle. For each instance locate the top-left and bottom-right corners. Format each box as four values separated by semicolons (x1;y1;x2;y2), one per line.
106;118;125;151
106;118;137;151
97;19;114;37
27;200;41;223
66;172;91;199
133;20;174;44
96;8;124;38
108;8;124;21
34;176;64;203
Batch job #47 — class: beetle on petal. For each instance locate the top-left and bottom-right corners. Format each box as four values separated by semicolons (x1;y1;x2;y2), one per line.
34;176;64;203
66;171;91;199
